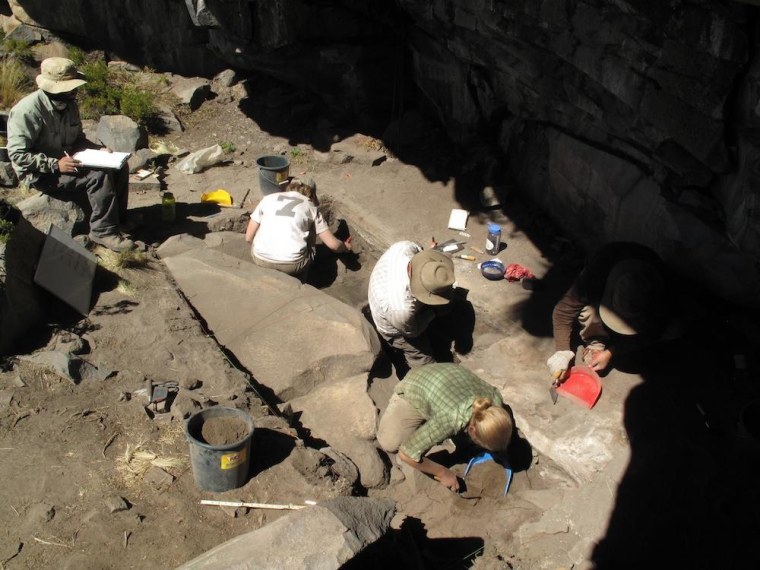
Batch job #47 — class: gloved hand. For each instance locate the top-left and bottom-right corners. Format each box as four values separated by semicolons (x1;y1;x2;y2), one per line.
546;350;575;378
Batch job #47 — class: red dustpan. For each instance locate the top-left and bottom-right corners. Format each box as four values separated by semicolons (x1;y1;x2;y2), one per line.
556;364;603;409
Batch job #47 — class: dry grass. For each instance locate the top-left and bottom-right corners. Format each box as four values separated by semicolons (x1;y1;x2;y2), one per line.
116;279;136;296
119;445;184;475
115;441;185;487
0;56;30;109
0;185;35;207
96;248;150;272
157;420;185;449
357;135;385;152
115;422;186;491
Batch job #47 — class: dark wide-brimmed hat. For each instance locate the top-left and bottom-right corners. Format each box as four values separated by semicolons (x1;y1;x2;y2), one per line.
409;250;455;305
36;57;86;94
599;259;665;336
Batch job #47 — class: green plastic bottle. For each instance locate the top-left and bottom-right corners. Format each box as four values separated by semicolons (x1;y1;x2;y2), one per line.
161;192;176;222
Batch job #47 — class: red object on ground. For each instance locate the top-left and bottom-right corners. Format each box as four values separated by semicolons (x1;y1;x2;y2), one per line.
505;263;536;281
556;366;603;409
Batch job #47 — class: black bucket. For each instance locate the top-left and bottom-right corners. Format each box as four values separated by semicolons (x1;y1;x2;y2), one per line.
256;155;290;197
185;407;255;492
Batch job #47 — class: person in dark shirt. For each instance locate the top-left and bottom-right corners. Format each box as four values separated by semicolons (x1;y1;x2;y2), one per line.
546;242;670;379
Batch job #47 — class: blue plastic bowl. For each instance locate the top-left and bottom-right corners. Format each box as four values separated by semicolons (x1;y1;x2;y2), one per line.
480;259;505;280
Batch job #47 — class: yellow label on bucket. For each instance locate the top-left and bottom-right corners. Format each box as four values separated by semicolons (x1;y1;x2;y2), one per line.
220;448;246;470
275;171;287;182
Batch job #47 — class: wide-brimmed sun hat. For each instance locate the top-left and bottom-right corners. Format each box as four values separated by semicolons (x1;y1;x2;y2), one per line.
599;258;665;336
36;57;87;94
409;249;455;305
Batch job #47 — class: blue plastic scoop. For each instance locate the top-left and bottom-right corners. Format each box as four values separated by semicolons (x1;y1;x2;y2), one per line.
464;451;513;496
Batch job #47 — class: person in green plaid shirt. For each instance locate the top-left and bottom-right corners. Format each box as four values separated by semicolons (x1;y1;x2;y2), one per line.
377;363;513;491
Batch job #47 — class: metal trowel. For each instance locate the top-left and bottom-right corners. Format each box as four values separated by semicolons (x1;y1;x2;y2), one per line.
550;373;560;405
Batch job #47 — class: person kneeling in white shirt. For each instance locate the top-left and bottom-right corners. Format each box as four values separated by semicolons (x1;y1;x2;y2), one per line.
245;177;351;282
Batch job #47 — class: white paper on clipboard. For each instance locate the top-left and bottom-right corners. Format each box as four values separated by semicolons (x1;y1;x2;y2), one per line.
73;149;130;169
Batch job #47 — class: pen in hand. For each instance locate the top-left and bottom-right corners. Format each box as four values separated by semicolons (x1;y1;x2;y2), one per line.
64;151;78;173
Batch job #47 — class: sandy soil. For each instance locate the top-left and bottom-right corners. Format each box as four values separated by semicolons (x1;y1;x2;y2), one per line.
0;71;571;568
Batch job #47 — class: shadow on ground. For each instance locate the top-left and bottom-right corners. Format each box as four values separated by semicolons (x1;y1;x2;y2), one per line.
592;321;760;568
232;72;760;566
344;516;485;570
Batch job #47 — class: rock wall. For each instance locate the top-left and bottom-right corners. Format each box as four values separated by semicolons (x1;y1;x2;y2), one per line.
9;0;760;305
8;0;224;77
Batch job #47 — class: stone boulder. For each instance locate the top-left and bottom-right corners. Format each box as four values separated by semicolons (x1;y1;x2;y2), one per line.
96;115;148;154
158;237;382;401
213;68;237;88
171;77;212;110
289;375;388;488
153;104;184;134
176;497;395;569
16;191;87;236
4;22;42;44
0;162;18;187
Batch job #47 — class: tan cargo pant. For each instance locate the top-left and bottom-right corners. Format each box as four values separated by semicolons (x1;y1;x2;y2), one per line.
376;393;426;454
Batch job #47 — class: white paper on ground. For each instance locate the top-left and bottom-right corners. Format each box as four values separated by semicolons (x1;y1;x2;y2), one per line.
447;208;469;231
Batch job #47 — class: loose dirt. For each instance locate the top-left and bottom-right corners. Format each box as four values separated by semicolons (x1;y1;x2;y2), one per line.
200;417;249;447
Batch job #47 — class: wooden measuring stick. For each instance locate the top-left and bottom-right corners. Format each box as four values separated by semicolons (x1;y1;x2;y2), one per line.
200;499;306;511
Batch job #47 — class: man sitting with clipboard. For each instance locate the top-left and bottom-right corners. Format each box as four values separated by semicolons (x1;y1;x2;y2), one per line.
8;57;135;252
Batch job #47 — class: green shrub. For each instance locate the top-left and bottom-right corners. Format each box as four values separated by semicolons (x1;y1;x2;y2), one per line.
78;58;157;127
0;218;13;244
68;46;86;66
119;85;155;125
219;140;236;154
2;38;32;61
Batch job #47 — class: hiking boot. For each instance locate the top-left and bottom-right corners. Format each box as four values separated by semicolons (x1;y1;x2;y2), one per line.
119;212;144;234
89;232;134;252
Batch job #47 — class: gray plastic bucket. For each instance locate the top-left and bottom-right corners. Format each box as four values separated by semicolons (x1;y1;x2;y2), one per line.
256;155;290;196
185;406;255;492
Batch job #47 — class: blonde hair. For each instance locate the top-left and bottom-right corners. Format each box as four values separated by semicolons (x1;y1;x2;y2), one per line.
289;179;318;205
469;398;513;452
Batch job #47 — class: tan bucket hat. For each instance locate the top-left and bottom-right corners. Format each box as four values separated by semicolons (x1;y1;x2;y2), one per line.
409;250;455;305
599;258;665;336
36;57;87;94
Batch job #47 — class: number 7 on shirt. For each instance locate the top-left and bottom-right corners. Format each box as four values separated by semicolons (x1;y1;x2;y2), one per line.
274;195;303;218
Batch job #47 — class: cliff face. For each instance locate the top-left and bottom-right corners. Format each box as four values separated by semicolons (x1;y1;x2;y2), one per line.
9;0;760;305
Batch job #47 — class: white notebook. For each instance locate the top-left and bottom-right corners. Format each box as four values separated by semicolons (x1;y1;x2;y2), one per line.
73;149;130;169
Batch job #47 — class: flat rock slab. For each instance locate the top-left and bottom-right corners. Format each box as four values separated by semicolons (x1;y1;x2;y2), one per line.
159;236;381;401
177;496;395;569
463;335;629;485
289;374;387;488
128;173;162;192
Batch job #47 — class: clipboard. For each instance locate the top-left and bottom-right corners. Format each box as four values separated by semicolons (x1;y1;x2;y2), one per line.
73;149;130;169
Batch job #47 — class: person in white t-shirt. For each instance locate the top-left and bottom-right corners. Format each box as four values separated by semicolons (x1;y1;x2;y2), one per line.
245;177;351;281
368;241;455;371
